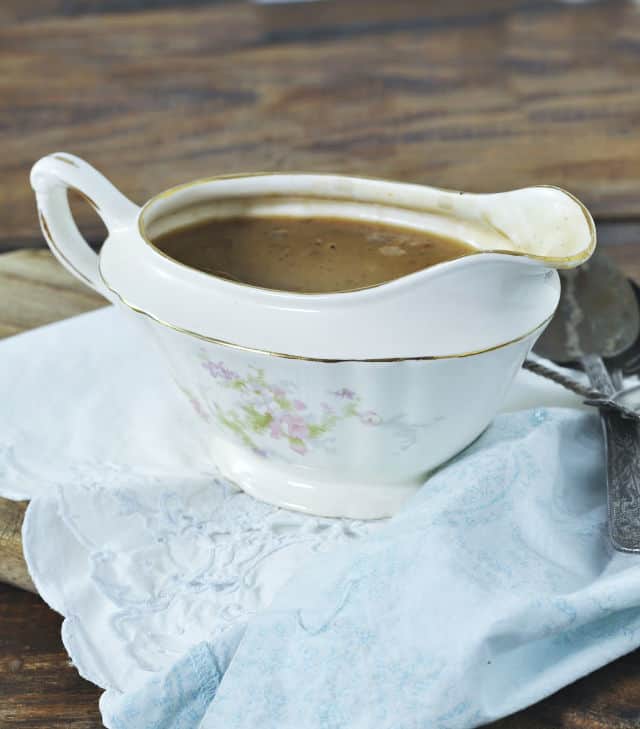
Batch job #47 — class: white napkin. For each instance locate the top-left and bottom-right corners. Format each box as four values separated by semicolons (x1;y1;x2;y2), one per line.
0;305;587;717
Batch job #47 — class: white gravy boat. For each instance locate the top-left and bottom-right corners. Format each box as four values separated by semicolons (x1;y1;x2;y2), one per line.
30;153;595;518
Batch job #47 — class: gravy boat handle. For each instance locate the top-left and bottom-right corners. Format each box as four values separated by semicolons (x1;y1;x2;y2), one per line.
30;153;139;300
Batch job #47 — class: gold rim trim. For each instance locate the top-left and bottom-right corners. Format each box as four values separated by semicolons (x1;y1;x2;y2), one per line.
53;154;79;168
98;258;553;363
134;173;596;295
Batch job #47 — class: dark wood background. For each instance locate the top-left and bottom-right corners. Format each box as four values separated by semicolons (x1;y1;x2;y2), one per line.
3;0;640;250
3;0;640;727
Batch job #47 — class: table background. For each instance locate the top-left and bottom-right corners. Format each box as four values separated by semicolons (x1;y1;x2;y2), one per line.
3;0;640;726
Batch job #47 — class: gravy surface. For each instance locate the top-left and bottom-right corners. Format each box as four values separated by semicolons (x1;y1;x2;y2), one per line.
152;215;475;293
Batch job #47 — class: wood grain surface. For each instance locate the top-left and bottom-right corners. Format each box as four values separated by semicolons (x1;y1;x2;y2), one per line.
0;584;103;728
0;501;31;592
3;0;640;253
3;0;640;726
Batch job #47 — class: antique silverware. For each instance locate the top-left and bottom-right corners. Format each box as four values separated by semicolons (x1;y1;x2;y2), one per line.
533;250;640;552
534;250;640;366
582;356;640;552
524;251;640;417
522;358;640;422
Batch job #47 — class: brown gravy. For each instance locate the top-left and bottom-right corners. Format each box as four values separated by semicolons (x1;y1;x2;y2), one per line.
152;215;475;293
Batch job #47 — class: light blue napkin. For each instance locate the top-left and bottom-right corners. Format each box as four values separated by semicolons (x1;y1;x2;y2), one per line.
102;408;640;729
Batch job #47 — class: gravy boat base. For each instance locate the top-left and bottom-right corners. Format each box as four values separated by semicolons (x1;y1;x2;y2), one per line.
212;436;422;519
140;309;547;518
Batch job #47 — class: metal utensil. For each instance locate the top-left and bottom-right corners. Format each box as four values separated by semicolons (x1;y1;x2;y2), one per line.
522;358;640;422
534;250;640;365
533;249;640;552
582;356;640;552
606;281;640;378
524;251;640;417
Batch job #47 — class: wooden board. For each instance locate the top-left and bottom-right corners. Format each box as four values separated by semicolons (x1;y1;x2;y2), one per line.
3;0;640;255
0;583;104;729
0;501;31;592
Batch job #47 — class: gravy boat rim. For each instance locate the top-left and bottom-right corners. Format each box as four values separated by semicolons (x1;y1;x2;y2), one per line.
93;171;572;361
135;172;596;296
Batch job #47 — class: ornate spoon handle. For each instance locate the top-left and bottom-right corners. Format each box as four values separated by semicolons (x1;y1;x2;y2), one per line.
581;353;640;553
522;359;640;422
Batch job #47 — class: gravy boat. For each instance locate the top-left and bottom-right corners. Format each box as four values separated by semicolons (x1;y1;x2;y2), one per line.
30;153;595;518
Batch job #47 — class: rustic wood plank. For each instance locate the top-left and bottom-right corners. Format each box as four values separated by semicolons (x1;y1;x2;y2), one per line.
0;583;102;728
2;0;640;249
0;502;31;592
0;249;106;339
0;0;235;24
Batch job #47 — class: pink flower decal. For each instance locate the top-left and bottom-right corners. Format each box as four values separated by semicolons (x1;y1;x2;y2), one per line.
196;353;386;459
282;413;310;441
203;360;237;381
269;419;283;439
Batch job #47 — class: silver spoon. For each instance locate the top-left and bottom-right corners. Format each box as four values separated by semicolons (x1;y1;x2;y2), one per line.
533;249;640;368
523;251;640;420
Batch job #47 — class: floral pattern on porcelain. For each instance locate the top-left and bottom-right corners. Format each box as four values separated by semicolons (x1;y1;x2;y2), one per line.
185;353;383;457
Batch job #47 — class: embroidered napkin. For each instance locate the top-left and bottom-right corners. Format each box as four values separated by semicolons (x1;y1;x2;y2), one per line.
104;409;640;729
0;307;380;693
3;305;639;729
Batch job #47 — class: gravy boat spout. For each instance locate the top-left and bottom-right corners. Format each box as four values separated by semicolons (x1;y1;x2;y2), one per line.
328;183;596;361
30;156;596;518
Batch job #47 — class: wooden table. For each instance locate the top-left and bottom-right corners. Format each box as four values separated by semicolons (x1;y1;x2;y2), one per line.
3;0;640;726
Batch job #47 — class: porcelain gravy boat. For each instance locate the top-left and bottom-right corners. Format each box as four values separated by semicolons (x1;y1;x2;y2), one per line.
30;153;595;518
